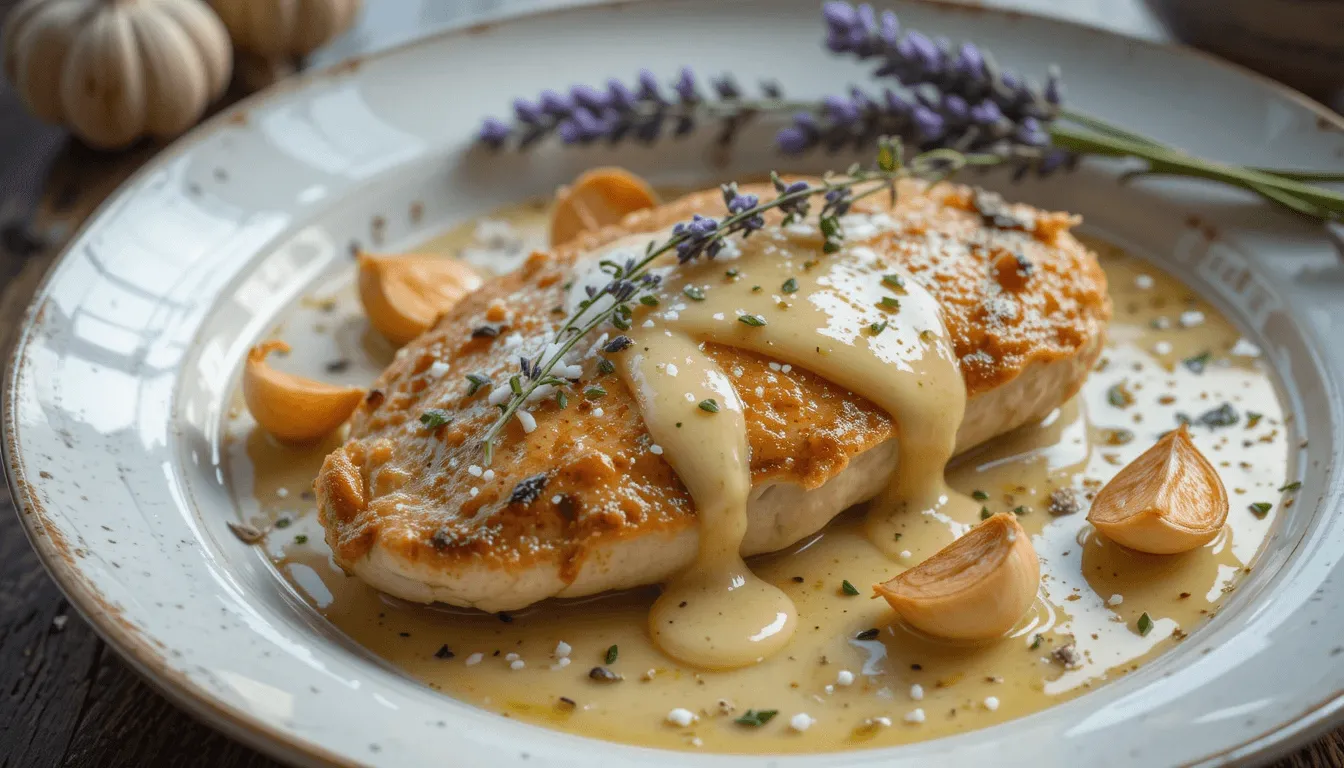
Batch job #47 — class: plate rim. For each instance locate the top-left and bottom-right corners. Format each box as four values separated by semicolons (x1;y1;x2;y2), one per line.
5;1;1344;766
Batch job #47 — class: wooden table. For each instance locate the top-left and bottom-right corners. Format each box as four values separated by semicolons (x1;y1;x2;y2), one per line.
1;5;1342;767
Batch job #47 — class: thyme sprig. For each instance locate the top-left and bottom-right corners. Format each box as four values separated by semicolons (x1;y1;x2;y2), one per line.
480;138;958;463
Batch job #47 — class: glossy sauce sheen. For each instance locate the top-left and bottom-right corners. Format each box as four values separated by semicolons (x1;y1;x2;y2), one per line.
224;210;1291;753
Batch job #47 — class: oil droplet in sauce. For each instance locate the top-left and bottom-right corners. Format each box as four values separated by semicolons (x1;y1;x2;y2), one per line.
222;207;1291;753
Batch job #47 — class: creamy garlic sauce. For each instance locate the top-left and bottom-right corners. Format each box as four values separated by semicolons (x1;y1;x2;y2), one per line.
222;208;1292;753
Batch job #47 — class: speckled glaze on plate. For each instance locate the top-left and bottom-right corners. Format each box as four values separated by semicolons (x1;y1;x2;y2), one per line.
4;1;1344;766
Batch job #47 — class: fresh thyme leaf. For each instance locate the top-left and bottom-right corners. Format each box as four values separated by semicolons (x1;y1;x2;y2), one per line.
1278;481;1302;492
877;296;900;311
881;274;906;291
611;313;632;331
1246;411;1263;428
556;391;568;409
1012;505;1028;515
584;385;607;400
1196;402;1238;428
841;579;859;596
738;314;767;327
465;373;491;396
1183;350;1211;374
726;268;740;279
597;357;616;375
508;375;522;396
980;507;992;520
1107;382;1133;408
1137;612;1154;636
735;709;779;727
639;295;659;307
1030;634;1043;650
294;534;308;544
972;490;989;501
1249;502;1272;517
274;517;291;529
684;285;706;301
751;285;762;292
698;398;720;413
781;277;799;294
420;409;451;428
604;645;618;664
868;320;888;335
855;628;880;640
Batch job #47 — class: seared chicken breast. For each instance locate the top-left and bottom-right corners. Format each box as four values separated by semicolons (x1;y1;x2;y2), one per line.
316;180;1110;612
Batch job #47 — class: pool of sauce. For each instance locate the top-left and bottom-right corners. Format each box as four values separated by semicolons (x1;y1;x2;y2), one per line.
222;206;1291;753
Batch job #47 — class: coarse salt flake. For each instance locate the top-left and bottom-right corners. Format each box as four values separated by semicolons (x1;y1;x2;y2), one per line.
781;364;792;373
554;641;571;657
552;657;571;670
900;550;912;559
666;708;697;727
1154;341;1173;355
837;669;855;686
904;708;926;724
428;360;451;378
910;684;924;700
649;444;664;455
666;363;678;377
510;660;525;670
1179;310;1205;328
505;653;519;661
1135;274;1155;289
592;407;605;417
465;653;483;666
984;696;1000;711
517;410;537;433
276;487;289;498
469;487;480;498
1108;594;1124;606
789;713;815;732
467;465;483;477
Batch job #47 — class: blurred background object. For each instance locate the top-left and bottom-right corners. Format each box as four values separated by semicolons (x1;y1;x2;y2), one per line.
1146;0;1344;113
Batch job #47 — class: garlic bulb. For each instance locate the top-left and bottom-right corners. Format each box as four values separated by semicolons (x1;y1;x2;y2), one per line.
209;0;361;59
244;340;364;444
358;253;483;346
1087;424;1228;554
874;513;1040;641
551;167;659;246
2;0;232;149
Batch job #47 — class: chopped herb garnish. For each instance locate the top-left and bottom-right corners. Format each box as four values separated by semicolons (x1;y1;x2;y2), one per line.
781;277;799;294
855;628;880;640
420;409;451;428
1012;505;1028;516
294;534;308;544
735;709;779;727
1137;612;1154;636
597;357;616;375
684;285;706;301
1246;411;1263;428
919;329;935;342
1106;382;1133;409
639;295;659;307
465;373;491;396
751;285;762;292
881;274;906;291
588;666;622;683
726;268;740;279
972;490;989;501
1196;402;1239;428
1183;350;1212;374
1279;481;1302;492
610;314;632;331
1029;634;1043;650
508;375;523;396
868;320;888;335
1249;502;1272;517
841;580;860;596
980;507;992;520
698;398;721;413
877;296;901;311
738;314;767;327
584;385;607;400
604;644;619;664
274;517;292;529
556;391;569;409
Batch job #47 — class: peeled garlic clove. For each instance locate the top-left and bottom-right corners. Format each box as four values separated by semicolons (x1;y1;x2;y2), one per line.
874;513;1040;641
550;167;659;246
1087;423;1228;554
243;340;364;444
358;253;483;346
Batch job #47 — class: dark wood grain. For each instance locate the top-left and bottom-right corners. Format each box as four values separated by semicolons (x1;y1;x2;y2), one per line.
0;24;1340;768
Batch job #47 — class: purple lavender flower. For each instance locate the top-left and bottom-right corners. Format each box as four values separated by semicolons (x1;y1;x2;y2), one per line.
477;118;511;148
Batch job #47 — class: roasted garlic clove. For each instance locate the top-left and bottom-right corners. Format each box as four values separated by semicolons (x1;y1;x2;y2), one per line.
358;253;483;346
550;167;659;246
243;340;364;444
1087;424;1228;554
874;513;1040;641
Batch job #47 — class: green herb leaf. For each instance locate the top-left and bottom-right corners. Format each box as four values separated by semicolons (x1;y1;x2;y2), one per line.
1029;633;1043;650
584;385;607;400
1137;612;1154;636
972;490;989;501
465;373;491;396
735;709;779;727
751;285;762;292
509;375;523;396
698;398;720;413
1246;411;1263;428
1012;505;1028;516
294;534;308;544
868;320;888;335
604;645;618;664
639;295;659;307
877;296;901;311
781;277;799;294
1183;351;1212;374
556;391;568;409
420;409;452;428
611;313;632;331
726;268;740;279
1249;502;1272;517
1278;481;1302;492
841;580;859;596
881;274;906;291
597;357;616;375
738;314;767;327
980;507;992;520
274;517;291;529
684;285;706;301
1106;382;1133;408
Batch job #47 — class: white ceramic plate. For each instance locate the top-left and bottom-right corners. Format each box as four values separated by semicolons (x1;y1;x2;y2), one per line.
6;1;1344;766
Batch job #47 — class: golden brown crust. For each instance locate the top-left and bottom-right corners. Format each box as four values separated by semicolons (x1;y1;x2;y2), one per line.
316;180;1110;581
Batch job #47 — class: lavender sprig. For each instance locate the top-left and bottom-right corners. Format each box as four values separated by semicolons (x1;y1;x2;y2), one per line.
480;139;947;463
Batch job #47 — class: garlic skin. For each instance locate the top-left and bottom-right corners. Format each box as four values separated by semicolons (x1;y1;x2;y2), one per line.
243;340;364;444
357;253;483;347
209;0;361;59
1087;424;1228;554
874;513;1040;641
550;167;659;246
3;0;232;148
